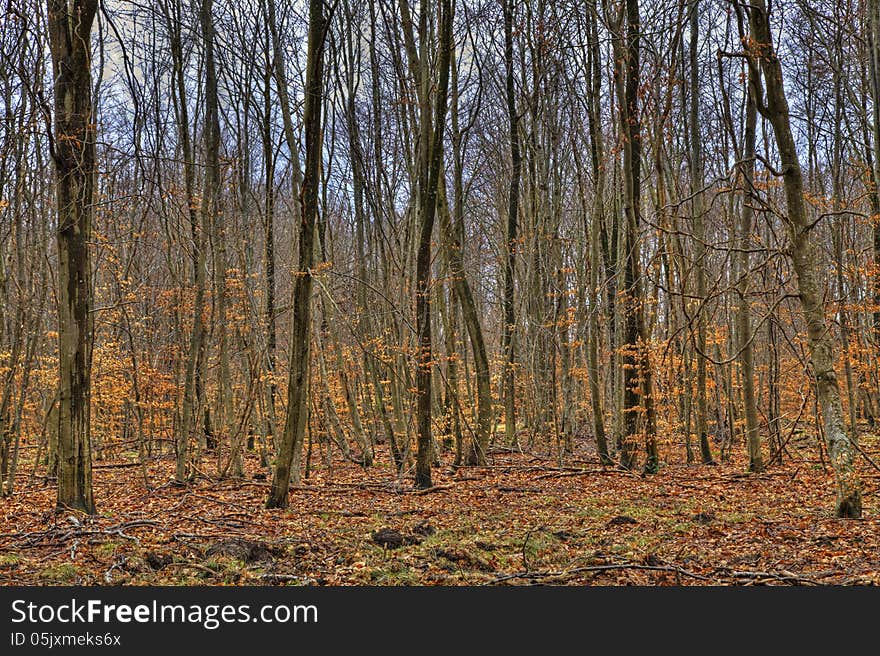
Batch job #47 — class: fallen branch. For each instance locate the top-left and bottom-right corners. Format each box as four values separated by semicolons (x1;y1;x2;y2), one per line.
409;484;454;496
534;467;639;481
257;573;316;584
487;562;714;585
724;569;820;585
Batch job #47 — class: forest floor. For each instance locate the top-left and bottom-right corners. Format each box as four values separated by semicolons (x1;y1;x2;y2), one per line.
2;434;880;586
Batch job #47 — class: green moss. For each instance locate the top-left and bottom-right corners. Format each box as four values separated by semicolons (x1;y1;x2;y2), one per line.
96;541;122;558
609;503;656;521
719;511;755;523
39;563;79;582
0;552;22;568
368;561;419;585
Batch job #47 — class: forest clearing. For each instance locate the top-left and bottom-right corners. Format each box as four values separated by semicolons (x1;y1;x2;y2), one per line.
4;0;880;591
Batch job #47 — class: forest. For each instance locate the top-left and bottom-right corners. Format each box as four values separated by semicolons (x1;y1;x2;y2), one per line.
1;0;879;586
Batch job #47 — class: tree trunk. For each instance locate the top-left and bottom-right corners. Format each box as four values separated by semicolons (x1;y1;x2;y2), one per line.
47;0;98;514
868;0;880;335
201;0;234;475
267;0;325;508
502;0;520;448
413;0;453;489
737;66;763;473
747;0;861;517
438;174;492;466
610;0;658;473
585;3;610;464
165;0;206;482
688;0;714;465
261;42;278;459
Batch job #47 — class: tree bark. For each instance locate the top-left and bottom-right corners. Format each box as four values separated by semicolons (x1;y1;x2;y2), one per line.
47;0;98;514
413;0;453;489
502;0;520;448
737;65;763;473
688;0;714;465
438;172;492;466
610;0;658;473
585;2;610;464
747;0;861;517
201;0;234;475
868;0;880;335
267;0;325;508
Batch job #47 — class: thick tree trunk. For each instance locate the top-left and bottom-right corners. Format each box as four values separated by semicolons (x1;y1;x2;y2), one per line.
611;0;658;473
47;0;98;514
413;0;453;489
747;0;861;517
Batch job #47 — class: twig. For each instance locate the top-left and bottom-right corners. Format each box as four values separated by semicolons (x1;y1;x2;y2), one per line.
852;442;880;476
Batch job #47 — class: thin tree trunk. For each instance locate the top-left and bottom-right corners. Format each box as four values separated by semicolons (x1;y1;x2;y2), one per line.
585;3;610;464
201;0;233;474
502;0;520;448
267;0;325;508
438;173;492;466
165;0;206;482
868;0;880;335
261;42;278;458
688;0;714;465
737;65;763;473
830;44;858;448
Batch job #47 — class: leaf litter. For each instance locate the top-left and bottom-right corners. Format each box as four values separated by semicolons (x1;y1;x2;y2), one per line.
2;436;879;586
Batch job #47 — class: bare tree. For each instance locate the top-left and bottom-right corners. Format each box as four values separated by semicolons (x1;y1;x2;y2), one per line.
745;0;861;517
267;0;326;508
